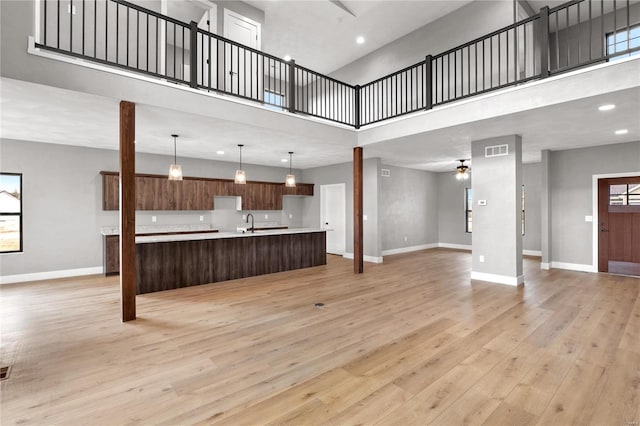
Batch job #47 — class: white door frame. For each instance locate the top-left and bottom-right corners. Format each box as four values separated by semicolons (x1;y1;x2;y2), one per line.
320;183;346;255
591;171;640;273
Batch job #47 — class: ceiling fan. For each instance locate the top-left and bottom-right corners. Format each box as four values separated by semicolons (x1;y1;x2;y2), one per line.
455;159;470;180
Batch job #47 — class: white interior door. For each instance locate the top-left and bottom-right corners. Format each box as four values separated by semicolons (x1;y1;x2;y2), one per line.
321;184;346;255
223;9;261;95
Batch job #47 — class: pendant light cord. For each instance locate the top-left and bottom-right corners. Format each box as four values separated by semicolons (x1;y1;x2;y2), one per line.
289;152;293;174
174;136;177;164
239;145;243;169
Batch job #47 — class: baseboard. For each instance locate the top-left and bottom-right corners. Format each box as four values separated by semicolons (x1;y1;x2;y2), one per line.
470;271;525;286
342;253;384;264
540;262;551;270
550;261;597;273
438;243;472;251
523;250;542;257
382;243;438;256
0;266;104;285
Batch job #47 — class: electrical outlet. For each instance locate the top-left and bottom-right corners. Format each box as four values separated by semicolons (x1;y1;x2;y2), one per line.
151;216;157;223
265;214;268;219
199;215;204;222
404;236;408;242
479;255;485;263
242;214;246;220
363;215;368;221
289;213;293;219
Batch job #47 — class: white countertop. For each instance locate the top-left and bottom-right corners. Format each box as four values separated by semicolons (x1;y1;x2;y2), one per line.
101;224;218;236
136;228;325;244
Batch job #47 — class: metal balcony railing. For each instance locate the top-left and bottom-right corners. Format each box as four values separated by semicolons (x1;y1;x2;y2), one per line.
35;0;640;129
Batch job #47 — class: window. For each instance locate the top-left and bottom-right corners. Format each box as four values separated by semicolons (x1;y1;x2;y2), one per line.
465;188;472;233
606;24;640;60
610;183;640;206
264;90;284;111
521;185;525;236
0;173;23;253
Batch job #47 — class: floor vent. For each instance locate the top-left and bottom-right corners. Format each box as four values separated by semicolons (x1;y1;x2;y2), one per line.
0;366;11;381
314;302;325;308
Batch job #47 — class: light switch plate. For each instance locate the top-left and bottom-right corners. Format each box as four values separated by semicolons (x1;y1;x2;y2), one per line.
265;214;268;219
585;215;593;222
363;215;368;221
199;215;204;221
479;255;485;263
289;213;293;219
151;216;157;223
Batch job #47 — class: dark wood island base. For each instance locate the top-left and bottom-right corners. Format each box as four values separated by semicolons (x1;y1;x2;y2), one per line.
135;231;326;294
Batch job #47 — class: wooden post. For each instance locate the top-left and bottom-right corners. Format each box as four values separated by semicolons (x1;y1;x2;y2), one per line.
353;147;363;274
120;101;136;322
539;6;550;78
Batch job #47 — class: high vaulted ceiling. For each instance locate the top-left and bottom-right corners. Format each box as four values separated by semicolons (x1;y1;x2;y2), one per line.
243;0;474;74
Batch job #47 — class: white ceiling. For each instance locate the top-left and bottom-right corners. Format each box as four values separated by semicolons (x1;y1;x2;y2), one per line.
1;78;638;173
364;87;640;171
243;0;473;74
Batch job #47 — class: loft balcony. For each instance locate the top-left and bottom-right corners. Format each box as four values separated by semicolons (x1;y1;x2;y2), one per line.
21;0;640;131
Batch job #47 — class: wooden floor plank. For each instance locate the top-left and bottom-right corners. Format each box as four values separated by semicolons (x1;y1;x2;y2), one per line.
1;249;639;425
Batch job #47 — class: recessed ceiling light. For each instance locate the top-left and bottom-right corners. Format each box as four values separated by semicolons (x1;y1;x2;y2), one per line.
614;129;628;135
598;104;616;111
356;36;365;44
216;150;224;155
281;158;288;163
284;55;291;62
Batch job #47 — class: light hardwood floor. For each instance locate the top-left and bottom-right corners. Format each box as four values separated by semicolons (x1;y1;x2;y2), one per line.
1;249;639;425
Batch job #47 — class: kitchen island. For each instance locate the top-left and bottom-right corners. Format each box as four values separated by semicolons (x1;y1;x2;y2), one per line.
135;228;326;294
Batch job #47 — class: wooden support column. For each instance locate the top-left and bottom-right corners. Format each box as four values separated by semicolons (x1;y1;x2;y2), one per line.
120;101;136;322
354;147;363;274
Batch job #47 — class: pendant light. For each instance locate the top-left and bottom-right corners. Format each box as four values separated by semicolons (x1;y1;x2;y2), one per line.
285;151;296;188
455;159;470;180
234;144;246;184
168;134;183;181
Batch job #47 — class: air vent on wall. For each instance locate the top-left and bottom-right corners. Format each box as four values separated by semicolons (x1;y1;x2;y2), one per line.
381;169;391;177
485;144;508;157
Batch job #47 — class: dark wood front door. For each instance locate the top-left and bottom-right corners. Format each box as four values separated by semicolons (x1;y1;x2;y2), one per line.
598;177;640;276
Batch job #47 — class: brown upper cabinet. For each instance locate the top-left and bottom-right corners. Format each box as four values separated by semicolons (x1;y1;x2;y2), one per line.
101;171;313;211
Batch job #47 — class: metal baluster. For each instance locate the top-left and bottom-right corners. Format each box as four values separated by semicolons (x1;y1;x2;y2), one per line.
589;0;592;61
94;0;97;58
116;3;119;62
105;0;108;60
82;0;85;55
566;8;570;67
70;0;73;52
126;7;129;67
601;0;604;57
555;12;560;69
44;0;47;45
498;33;501;86
626;0;630;52
578;3;581;64
146;13;148;70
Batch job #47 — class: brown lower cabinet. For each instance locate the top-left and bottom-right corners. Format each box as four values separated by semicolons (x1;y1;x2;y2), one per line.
101;171;313;211
135;231;326;294
104;230;220;275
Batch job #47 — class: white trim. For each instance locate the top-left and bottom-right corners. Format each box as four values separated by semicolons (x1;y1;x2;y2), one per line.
382;243;438;256
523;249;542;257
550;261;597;273
26;39;354;131
540;262;551;270
438;243;472;251
343;252;383;264
470;271;524;286
0;267;103;285
592;171;640;274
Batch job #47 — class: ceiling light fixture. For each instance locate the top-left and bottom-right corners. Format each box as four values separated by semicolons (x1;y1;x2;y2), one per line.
615;129;628;135
598;104;616;111
356;36;365;44
455;159;470;180
284;55;292;62
168;134;183;181
216;150;224;155
234;144;246;184
285;152;296;188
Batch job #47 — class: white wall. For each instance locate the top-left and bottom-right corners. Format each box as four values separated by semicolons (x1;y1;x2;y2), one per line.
0;139;304;279
330;0;514;85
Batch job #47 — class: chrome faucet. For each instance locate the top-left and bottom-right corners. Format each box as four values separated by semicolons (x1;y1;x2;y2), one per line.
246;213;255;233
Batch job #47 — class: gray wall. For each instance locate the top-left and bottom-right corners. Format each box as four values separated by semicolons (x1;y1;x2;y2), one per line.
471;135;523;279
301;158;382;259
381;165;439;251
330;1;513;85
0;138;304;277
437;162;541;252
548;140;640;266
